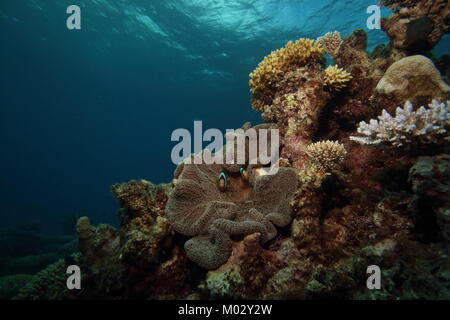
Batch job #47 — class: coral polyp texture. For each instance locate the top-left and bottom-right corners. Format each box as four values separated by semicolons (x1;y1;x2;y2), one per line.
350;100;450;148
165;125;298;269
324;65;352;92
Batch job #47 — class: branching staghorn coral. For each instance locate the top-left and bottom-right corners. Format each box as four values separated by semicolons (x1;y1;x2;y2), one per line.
316;31;343;59
165;126;298;269
324;65;352;92
350;100;450;148
249;38;324;111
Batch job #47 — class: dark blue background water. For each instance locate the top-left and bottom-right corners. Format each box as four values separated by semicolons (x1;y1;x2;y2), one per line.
1;1;447;233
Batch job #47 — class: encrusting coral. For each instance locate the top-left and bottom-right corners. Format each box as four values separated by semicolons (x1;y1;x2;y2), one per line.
324;65;352;92
350;100;449;148
165;125;298;269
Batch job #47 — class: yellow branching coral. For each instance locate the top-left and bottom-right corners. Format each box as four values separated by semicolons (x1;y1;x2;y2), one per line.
324;65;352;91
249;38;324;110
305;140;347;172
316;31;342;58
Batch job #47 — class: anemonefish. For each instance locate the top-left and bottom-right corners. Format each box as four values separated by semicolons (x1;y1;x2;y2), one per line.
218;171;227;191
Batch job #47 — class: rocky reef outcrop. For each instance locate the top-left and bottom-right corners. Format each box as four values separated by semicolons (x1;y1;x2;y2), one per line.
381;0;450;59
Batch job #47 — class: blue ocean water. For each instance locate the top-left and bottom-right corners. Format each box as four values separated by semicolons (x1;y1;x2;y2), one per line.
0;0;444;233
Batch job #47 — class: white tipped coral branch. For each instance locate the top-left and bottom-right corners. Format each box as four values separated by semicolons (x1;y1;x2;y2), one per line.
350;100;450;148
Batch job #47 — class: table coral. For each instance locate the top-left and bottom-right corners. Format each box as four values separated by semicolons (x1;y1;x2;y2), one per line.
165;126;298;269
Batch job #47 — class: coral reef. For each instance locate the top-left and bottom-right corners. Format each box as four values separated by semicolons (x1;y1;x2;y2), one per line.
248;37;330;168
409;155;450;244
250;31;393;170
350;100;449;149
71;180;189;299
13;0;450;301
12;180;189;300
0;222;77;290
